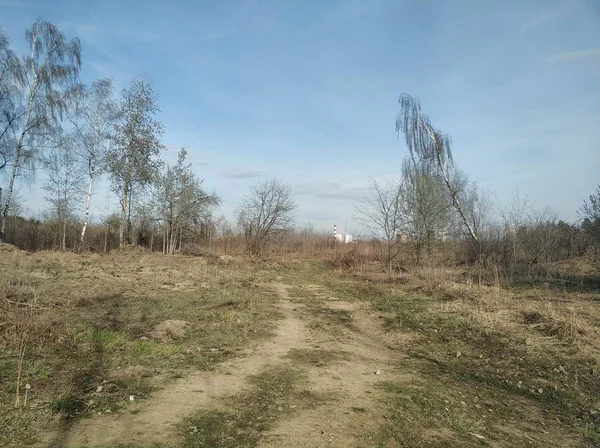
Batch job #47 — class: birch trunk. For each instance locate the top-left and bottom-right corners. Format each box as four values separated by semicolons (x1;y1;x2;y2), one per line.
104;221;108;253
61;219;67;250
0;143;21;242
0;44;39;243
423;119;479;245
80;159;96;251
119;183;129;248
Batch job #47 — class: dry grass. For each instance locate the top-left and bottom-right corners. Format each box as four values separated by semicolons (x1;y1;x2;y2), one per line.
1;244;599;447
0;248;280;447
324;256;600;446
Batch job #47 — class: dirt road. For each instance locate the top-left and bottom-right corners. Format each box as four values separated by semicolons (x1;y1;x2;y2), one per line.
48;280;407;448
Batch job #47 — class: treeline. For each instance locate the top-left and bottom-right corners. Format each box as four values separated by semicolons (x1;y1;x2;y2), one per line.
354;94;600;277
0;20;222;253
0;21;305;257
1;212;334;257
1;21;599;272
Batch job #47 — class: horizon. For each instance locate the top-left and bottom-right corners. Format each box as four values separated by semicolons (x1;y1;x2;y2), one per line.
1;0;599;233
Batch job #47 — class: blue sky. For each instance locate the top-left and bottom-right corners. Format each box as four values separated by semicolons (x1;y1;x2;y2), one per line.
1;0;599;232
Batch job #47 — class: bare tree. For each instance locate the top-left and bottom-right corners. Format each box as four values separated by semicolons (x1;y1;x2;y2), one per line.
0;20;81;243
579;185;600;258
214;214;236;254
396;93;478;245
106;78;164;247
42;147;84;250
495;188;532;277
237;178;296;255
66;78;119;249
580;185;600;223
457;181;495;263
355;178;405;275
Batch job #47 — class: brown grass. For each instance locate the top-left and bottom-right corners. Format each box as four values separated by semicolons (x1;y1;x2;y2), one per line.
0;249;280;447
1;244;599;447
325;256;600;446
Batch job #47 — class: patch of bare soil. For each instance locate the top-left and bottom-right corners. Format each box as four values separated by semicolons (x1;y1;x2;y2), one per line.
257;285;413;448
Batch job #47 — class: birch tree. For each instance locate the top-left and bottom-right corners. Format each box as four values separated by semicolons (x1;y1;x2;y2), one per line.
66;79;118;249
106;78;164;247
396;93;478;245
155;148;218;254
0;20;81;243
42;147;84;249
0;27;21;176
401;160;451;262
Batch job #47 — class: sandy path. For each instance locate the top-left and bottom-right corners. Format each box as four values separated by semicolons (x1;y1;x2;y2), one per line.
46;281;410;448
48;284;309;448
257;287;411;448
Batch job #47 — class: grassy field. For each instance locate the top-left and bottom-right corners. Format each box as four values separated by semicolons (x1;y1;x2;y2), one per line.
1;244;599;447
0;245;281;446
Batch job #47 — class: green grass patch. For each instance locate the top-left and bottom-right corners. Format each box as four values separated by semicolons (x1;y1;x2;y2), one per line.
286;347;350;367
76;327;127;351
132;340;182;360
377;380;484;443
181;366;325;448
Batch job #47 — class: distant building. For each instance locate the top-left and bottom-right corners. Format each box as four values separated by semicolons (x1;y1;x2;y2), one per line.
333;224;353;243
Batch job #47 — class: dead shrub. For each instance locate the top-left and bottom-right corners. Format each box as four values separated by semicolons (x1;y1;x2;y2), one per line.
332;248;372;269
74;292;123;308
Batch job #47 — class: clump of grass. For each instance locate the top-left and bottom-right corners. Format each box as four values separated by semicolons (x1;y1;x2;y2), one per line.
322;264;600;446
0;408;42;448
309;307;354;330
286;347;350;367
181;366;324;448
132;340;182;362
377;380;484;447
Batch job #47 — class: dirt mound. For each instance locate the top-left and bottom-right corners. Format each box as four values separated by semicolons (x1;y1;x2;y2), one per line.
0;242;19;252
0;243;28;262
147;320;191;341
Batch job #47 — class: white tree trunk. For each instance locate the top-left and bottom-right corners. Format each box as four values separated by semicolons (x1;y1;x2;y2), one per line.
119;184;129;248
1;60;39;243
422;120;479;245
169;225;177;255
62;219;67;250
104;222;108;253
80;160;96;250
0;143;21;242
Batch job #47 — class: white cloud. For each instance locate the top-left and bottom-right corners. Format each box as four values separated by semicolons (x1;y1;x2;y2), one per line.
223;169;265;179
545;48;600;64
295;181;365;201
521;2;579;33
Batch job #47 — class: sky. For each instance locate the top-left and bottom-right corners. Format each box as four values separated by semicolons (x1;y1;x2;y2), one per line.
1;0;599;233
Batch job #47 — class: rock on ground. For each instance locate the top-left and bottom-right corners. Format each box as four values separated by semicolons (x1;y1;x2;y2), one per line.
148;320;191;341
